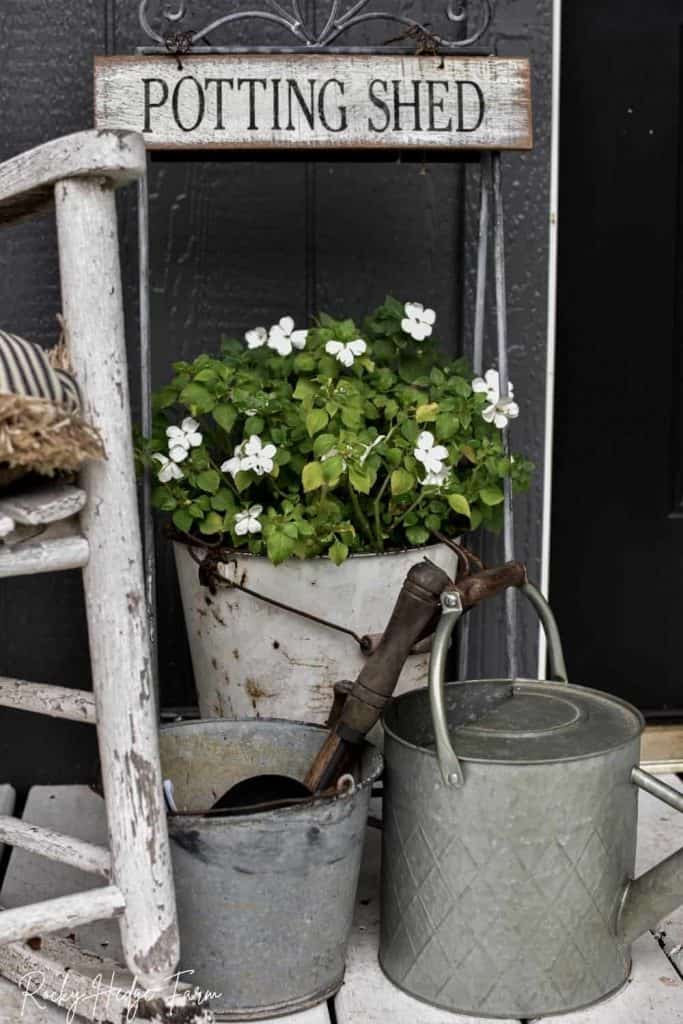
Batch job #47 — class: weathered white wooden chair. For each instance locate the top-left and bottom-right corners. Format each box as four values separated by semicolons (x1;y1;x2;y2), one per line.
0;130;179;989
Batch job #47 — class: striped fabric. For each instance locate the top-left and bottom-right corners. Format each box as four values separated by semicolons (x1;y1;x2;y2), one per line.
0;330;81;412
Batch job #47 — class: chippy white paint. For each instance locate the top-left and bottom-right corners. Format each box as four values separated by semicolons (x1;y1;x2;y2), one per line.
0;888;125;946
0;129;179;989
0;129;146;224
0;677;96;723
0;533;89;578
95;55;532;151
0;484;85;526
55;146;179;985
0;786;207;1024
175;543;457;723
0;818;110;879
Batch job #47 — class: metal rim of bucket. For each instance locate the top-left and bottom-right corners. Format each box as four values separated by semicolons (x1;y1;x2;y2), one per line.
160;716;384;824
212;976;345;1022
382;678;645;767
178;538;452;564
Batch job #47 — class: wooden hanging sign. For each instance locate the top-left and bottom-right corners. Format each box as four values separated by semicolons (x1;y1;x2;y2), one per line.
94;54;532;151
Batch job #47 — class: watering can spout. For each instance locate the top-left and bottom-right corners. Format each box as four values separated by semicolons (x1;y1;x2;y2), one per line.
617;769;683;945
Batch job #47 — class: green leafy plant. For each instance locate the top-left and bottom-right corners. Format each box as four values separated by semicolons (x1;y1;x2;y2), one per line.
139;297;532;565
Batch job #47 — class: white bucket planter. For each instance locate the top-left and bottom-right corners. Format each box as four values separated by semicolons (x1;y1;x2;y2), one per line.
174;542;458;723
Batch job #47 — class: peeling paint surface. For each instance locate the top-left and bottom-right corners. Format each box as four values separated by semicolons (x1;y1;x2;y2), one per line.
174;542;457;724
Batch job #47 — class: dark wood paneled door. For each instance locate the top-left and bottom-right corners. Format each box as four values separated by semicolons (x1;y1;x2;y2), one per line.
552;2;683;712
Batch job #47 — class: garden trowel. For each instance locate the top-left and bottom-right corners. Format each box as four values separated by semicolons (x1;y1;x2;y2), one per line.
211;558;452;813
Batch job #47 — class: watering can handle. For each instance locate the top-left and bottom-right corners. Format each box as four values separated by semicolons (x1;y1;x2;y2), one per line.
430;577;568;789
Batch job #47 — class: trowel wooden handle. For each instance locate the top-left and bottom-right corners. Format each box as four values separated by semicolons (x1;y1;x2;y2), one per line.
305;559;451;793
450;560;527;609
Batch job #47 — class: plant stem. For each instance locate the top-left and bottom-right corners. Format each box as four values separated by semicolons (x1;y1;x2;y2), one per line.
399;495;424;526
348;485;375;548
209;456;240;497
372;474;390;551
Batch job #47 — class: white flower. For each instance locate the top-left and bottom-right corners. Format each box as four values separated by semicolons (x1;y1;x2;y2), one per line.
167;417;202;462
472;369;519;429
222;435;277;478
414;431;449;476
325;338;367;368
267;316;308;357
234;505;263;536
482;399;519;429
241;434;277;476
245;326;267;349
401;302;436;341
221;453;242;479
421;466;449;488
153;453;184;483
472;368;506;403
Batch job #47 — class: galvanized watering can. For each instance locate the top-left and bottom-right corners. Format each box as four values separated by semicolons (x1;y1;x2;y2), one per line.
380;575;683;1019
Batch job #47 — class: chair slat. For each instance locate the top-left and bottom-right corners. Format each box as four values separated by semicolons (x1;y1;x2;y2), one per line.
0;534;89;578
0;887;124;945
0;485;86;527
0;817;110;879
0;130;145;226
0;678;95;724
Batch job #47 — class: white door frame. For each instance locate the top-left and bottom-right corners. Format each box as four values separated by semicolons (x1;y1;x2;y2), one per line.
538;0;562;676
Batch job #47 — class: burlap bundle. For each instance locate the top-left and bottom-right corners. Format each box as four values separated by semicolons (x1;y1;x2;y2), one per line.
0;323;105;485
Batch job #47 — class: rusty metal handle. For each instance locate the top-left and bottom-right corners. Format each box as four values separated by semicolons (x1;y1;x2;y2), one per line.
448;560;527;609
360;562;528;657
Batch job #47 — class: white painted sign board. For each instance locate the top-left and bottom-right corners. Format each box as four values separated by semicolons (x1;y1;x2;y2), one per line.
94;55;532;151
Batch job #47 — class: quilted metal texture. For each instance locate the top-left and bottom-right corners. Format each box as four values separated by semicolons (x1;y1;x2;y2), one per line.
380;735;640;1018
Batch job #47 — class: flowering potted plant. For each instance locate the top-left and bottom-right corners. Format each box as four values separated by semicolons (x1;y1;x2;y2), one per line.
141;297;531;722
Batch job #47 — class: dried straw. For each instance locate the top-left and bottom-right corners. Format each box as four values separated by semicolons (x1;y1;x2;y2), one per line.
0;393;105;480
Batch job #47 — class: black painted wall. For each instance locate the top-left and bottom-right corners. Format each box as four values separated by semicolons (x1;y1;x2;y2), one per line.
0;2;554;790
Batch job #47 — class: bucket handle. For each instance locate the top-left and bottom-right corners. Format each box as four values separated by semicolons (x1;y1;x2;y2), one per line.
430;581;568;788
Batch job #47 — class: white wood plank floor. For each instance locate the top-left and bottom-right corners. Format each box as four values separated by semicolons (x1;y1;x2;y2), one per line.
0;782;682;1023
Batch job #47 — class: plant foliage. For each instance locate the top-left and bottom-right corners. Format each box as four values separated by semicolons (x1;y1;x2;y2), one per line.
139;297;533;565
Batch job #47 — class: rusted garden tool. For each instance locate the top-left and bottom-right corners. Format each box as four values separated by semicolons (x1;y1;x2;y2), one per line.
304;559;528;793
212;558;452;813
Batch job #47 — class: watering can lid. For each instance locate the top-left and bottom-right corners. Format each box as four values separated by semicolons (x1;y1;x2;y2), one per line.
385;680;644;764
446;681;644;763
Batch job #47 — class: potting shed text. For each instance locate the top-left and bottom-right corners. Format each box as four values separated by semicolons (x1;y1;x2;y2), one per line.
94;55;532;151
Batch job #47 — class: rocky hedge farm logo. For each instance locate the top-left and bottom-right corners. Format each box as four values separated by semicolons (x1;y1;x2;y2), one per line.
19;968;219;1023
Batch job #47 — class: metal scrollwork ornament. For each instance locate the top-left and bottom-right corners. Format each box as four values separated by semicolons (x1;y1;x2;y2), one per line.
138;1;492;49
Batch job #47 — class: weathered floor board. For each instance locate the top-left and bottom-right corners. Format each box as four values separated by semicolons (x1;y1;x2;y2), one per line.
635;774;683;976
539;933;683;1024
0;976;68;1024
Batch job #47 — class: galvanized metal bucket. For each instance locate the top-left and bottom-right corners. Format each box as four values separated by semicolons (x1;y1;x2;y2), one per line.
159;718;383;1020
380;583;683;1019
174;542;457;723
